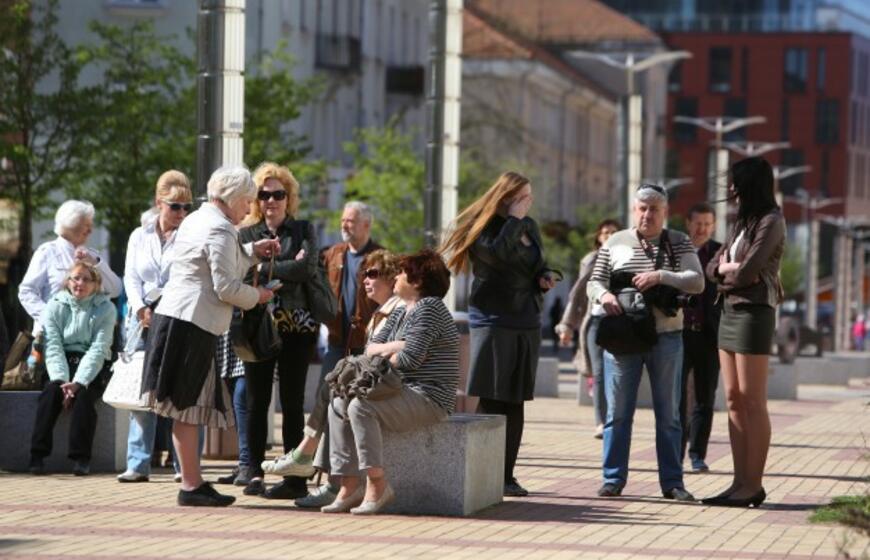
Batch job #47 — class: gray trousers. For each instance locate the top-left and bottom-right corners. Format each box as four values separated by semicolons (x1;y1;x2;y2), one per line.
328;386;447;476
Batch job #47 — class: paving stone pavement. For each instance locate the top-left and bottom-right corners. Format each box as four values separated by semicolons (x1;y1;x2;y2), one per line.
0;378;868;559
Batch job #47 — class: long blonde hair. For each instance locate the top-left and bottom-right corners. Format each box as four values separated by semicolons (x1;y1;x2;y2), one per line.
440;171;530;273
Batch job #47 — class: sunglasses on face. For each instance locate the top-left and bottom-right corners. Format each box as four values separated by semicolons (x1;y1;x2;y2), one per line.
162;200;193;212
363;268;380;280
257;190;287;201
69;275;95;284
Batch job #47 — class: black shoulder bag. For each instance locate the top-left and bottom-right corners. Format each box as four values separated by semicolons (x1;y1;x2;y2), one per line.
595;231;675;355
290;220;338;324
230;254;282;363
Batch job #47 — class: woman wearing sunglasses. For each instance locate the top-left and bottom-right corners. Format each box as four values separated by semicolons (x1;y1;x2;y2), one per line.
117;170;194;483
237;162;321;500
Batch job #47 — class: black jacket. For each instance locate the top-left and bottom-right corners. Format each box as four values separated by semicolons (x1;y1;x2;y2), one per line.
468;215;549;316
685;239;723;335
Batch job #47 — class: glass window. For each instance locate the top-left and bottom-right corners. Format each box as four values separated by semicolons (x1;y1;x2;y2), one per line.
817;48;826;91
784;48;807;92
668;61;682;93
741;47;749;94
779;149;805;196
709;47;732;93
820;150;830;197
781;98;790;141
674;97;698;143
723;98;747;142
816;99;840;144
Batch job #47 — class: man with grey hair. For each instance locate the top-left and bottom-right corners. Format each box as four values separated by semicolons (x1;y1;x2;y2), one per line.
587;184;704;502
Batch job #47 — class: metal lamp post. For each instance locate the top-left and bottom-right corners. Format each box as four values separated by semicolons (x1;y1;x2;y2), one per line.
570;50;691;226
673;116;766;241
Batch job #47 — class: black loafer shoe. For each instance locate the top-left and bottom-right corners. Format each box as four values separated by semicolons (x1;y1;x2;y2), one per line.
663;487;696;502
264;477;308;500
243;478;266;496
72;461;90;476
28;457;45;476
216;467;239;485
178;482;236;507
597;483;624;497
234;465;255;487
504;478;529;497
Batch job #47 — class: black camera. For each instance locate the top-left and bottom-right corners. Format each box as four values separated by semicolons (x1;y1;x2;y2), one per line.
610;271;696;317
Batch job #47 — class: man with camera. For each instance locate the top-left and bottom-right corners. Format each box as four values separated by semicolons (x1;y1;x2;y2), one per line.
587;184;704;501
680;203;722;474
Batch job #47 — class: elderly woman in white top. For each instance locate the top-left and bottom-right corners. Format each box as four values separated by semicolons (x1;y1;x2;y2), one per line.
19;200;122;333
141;166;280;507
117;170;193;484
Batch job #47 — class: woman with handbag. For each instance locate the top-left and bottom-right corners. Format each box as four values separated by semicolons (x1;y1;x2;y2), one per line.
702;157;785;508
236;162;321;499
441;171;557;497
141;166;279;507
117;171;194;483
323;249;459;515
28;262;116;476
556;219;620;439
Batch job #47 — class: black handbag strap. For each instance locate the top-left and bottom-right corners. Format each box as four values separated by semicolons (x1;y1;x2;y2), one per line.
636;229;676;271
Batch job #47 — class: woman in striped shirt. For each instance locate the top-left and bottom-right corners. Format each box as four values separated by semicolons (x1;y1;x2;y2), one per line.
324;250;459;515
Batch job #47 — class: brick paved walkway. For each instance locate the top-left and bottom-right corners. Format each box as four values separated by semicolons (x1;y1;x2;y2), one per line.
1;378;868;559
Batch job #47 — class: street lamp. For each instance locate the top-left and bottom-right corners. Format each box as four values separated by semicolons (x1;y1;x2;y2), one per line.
674;115;766;240
721;141;790;158
570;50;692;226
782;190;842;329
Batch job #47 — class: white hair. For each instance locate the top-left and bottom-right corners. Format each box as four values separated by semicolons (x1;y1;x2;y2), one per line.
634;184;668;205
207;165;256;205
344;200;373;225
54;200;95;237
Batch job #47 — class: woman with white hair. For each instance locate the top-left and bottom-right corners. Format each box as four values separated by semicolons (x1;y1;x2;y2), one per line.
19;200;122;332
140;166;281;507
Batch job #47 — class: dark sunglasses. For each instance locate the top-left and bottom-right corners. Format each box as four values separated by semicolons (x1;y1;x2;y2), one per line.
163;200;193;212
363;268;380;280
257;190;287;201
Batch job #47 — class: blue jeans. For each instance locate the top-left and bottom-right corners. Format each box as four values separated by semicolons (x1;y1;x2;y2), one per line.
586;316;607;426
228;376;250;467
602;331;684;492
126;410;160;476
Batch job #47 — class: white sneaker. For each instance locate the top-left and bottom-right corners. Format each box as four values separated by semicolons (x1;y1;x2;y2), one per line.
295;483;338;508
173;473;182;483
117;470;149;483
262;449;316;478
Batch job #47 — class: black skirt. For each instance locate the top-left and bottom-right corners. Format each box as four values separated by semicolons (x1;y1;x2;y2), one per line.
718;301;776;355
467;326;542;403
142;313;231;428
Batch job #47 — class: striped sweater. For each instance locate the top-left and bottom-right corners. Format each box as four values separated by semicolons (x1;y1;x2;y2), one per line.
371;296;459;413
587;228;704;333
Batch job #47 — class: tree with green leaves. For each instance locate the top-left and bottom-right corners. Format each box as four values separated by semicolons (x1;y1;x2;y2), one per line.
68;20;195;268
0;0;90;261
341;125;426;254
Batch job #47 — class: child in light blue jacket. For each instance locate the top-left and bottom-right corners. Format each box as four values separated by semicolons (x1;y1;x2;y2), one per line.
29;262;116;476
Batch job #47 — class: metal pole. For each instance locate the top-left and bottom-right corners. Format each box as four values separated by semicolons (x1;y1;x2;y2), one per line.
807;216;819;329
626;93;643;226
196;0;246;198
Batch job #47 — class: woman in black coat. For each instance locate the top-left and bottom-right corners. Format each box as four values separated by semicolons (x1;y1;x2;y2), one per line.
441;171;557;497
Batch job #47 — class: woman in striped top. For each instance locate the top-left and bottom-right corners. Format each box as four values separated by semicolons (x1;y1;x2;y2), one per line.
324;250;459;515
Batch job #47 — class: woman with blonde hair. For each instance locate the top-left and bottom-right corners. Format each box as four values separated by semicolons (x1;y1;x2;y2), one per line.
441;171;558;497
118;170;194;483
237;161;321;500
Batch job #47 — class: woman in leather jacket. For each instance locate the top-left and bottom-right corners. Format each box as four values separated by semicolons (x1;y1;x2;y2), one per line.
702;156;784;508
441;171;557;497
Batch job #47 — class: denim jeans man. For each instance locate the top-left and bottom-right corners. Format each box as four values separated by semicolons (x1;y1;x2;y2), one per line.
587;185;704;501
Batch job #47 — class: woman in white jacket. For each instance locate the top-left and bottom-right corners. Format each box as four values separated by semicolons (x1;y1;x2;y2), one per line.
141;166;280;507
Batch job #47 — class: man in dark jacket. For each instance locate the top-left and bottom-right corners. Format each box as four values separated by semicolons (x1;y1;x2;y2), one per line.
680;202;723;473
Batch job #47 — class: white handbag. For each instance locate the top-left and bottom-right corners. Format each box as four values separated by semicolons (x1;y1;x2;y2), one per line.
102;351;150;411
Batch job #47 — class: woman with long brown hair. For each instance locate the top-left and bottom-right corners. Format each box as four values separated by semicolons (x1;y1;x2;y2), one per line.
441;171;557;497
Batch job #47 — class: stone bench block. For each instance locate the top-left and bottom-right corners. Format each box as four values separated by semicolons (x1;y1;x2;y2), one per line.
795;354;870;386
0;392;129;473
380;413;505;516
535;357;559;398
768;362;797;400
578;367;727;411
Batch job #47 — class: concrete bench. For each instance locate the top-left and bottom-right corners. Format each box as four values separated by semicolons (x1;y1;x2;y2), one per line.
0;391;129;473
379;413;505;516
534;357;559;398
794;354;870;386
578;367;728;411
768;362;797;400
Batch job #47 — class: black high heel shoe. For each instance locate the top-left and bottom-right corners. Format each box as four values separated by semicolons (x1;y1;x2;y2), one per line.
700;487;737;505
717;488;766;508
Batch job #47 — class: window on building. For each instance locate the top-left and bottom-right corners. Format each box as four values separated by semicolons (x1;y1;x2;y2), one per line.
668;61;682;93
709;47;732;93
723;98;747;142
781;98;790;141
816;99;840;144
859;52;870;97
820;150;830;197
674;97;698;143
784;48;807;92
779;149;805;196
817;48;826;92
741;47;749;95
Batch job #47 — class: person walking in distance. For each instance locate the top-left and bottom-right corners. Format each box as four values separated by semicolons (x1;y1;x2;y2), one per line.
679;203;722;474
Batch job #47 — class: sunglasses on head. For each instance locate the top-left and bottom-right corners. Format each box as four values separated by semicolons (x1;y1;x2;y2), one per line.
637;184;666;195
163;200;193;212
257;190;287;201
363;268;380;280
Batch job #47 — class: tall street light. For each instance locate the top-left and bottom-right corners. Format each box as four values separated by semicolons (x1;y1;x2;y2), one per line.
570;50;691;226
721;141;790;158
674;116;766;240
782;190;842;329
